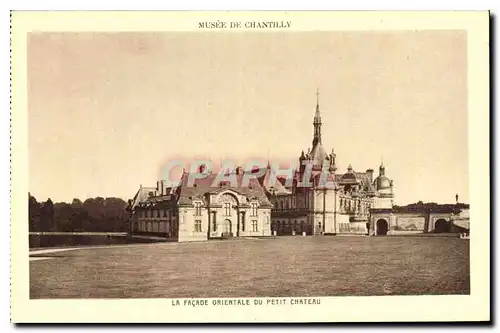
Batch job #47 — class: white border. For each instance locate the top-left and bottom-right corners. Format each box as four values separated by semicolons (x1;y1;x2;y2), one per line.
8;8;491;326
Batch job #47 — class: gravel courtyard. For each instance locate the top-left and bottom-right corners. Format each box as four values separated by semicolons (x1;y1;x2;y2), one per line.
30;235;470;299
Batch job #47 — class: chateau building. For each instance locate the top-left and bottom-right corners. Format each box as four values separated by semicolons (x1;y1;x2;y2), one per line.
263;97;395;236
129;167;273;242
128;93;395;241
128;94;469;240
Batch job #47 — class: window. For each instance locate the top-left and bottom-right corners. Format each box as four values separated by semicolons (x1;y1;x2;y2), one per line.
266;216;270;224
194;202;202;216
241;220;245;232
224;202;231;216
156;210;160;218
213;220;217;231
251;203;258;216
194;220;202;232
252;220;258;232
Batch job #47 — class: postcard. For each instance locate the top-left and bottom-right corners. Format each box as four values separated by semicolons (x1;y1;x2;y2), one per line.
11;11;490;323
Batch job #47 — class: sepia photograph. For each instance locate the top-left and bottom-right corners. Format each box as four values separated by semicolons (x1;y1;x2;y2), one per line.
11;11;489;323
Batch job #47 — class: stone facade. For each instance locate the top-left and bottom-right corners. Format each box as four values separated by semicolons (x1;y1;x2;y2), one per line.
264;97;394;236
129;171;272;242
370;206;470;235
128;94;469;240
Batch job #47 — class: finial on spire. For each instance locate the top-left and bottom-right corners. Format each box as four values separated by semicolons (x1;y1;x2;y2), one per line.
379;160;386;176
312;89;322;146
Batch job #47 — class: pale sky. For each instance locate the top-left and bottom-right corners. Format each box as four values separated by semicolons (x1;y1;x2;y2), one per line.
28;31;468;205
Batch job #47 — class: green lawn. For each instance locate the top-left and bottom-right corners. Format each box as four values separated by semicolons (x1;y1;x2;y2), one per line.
30;236;470;298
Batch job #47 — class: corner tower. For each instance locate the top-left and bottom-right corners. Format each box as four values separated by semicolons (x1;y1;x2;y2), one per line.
373;162;394;209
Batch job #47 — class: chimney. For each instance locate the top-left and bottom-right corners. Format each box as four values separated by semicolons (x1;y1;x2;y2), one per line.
161;180;164;195
236;166;243;175
156;181;160;195
366;169;374;182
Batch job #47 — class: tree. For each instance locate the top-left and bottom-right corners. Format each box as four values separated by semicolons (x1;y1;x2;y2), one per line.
31;195;131;233
54;202;74;232
28;193;41;232
40;198;55;231
71;198;83;207
103;197;128;232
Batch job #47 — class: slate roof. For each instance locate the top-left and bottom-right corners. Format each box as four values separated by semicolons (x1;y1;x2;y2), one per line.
335;171;375;193
355;172;376;193
309;142;328;169
130;187;157;209
258;167;292;196
134;171;274;208
175;172;273;207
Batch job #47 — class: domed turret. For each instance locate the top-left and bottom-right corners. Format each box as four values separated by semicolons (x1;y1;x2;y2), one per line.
340;164;358;183
375;163;392;190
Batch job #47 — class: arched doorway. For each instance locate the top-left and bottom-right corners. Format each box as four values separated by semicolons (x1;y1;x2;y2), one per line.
222;219;232;236
434;219;449;233
376;219;389;236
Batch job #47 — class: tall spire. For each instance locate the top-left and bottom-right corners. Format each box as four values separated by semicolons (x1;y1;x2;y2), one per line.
312;89;322;146
316;88;319;108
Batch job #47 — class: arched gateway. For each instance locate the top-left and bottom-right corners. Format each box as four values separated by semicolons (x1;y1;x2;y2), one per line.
434;219;449;233
376;219;389;236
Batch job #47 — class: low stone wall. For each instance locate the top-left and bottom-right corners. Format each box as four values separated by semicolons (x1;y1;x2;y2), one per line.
29;233;166;248
29;233;130;248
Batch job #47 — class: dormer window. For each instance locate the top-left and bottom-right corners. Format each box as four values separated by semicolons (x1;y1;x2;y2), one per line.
194;202;202;216
224;202;231;216
251;202;258;216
